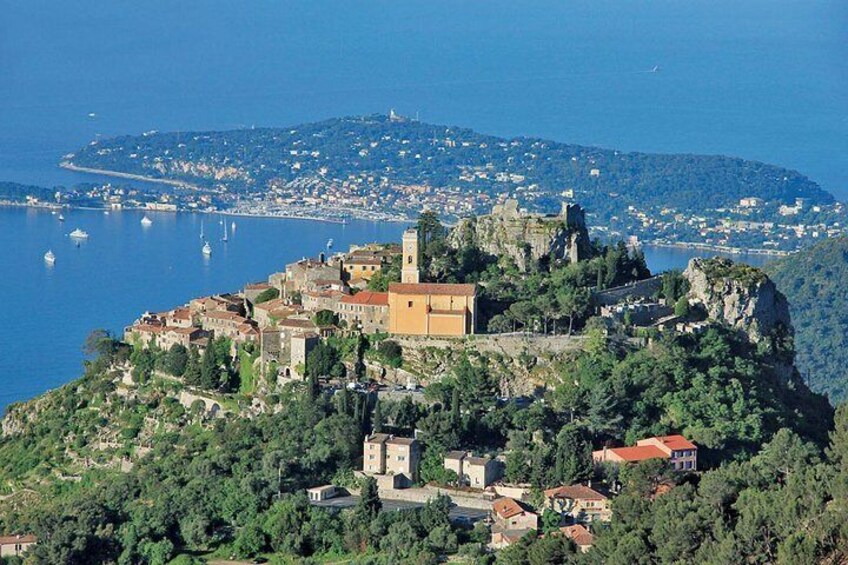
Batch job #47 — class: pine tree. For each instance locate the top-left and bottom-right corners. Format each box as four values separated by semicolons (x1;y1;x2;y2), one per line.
183;346;201;386
200;344;217;390
372;399;384;433
357;476;382;520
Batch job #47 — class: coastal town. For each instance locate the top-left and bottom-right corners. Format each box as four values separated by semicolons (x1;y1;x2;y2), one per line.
8;113;837;255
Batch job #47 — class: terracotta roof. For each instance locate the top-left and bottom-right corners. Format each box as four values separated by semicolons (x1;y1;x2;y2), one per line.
559;524;594;547
644;435;697;451
388;282;477;296
253;298;288;311
136;324;165;333
341;291;389;306
493;497;529;520
303;290;345;299
345;256;383;265
170;308;191;320
203;310;243;321
544;484;607;501
0;534;37;545
604;445;668;462
245;282;272;290
170;327;202;335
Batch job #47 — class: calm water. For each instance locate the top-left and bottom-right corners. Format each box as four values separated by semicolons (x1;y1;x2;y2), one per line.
0;207;405;408
0;1;845;197
0;1;840;407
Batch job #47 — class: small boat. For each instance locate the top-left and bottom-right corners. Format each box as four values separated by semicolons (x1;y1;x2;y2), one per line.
141;215;153;226
231;221;236;232
104;210;110;215
202;241;212;256
51;210;56;215
327;238;334;249
58;214;65;222
88;112;97;118
69;228;89;239
44;250;56;264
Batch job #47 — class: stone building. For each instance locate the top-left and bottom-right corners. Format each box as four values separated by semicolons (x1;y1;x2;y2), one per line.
542;484;612;524
335;291;389;333
490;498;539;548
444;451;501;488
0;534;36;558
362;433;421;488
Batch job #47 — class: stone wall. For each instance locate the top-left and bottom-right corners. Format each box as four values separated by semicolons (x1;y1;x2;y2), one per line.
593;276;663;306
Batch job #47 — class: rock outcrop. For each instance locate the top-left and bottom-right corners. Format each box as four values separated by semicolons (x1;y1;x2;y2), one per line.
684;257;792;343
448;200;591;270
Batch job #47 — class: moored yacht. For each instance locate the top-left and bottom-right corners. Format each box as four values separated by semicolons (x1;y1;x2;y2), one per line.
44;250;56;264
141;215;153;226
69;228;89;239
202;241;212;256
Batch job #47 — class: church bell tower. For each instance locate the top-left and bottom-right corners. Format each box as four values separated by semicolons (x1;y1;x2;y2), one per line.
401;228;420;284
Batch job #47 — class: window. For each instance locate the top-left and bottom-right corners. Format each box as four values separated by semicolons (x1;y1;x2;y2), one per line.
407;255;413;264
685;461;693;469
369;454;375;460
408;301;413;308
397;456;405;461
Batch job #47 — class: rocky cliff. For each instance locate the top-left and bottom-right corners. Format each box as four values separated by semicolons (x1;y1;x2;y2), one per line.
684;257;792;344
447;200;591;270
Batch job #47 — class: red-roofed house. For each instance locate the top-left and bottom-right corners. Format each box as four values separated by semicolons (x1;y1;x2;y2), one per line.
491;497;538;548
335;291;389;333
0;534;36;558
543;484;611;523
558;524;594;553
593;435;697;471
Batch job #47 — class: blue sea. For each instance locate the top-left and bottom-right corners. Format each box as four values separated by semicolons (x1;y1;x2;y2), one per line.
0;0;843;408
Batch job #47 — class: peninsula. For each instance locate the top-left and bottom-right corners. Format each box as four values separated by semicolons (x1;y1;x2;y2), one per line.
56;114;846;254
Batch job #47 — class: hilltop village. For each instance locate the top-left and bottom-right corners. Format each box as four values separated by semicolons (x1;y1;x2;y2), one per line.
1;199;837;563
119;201;741;553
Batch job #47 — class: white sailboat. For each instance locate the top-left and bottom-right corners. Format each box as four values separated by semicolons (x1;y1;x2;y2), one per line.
69;228;89;239
58;214;65;222
44;250;56;265
202;241;212;256
141;215;153;226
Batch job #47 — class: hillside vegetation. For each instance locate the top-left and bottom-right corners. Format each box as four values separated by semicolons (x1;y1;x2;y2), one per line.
767;237;848;402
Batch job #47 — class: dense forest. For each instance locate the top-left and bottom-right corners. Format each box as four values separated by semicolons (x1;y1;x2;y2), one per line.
67;115;832;218
767;237;848;403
